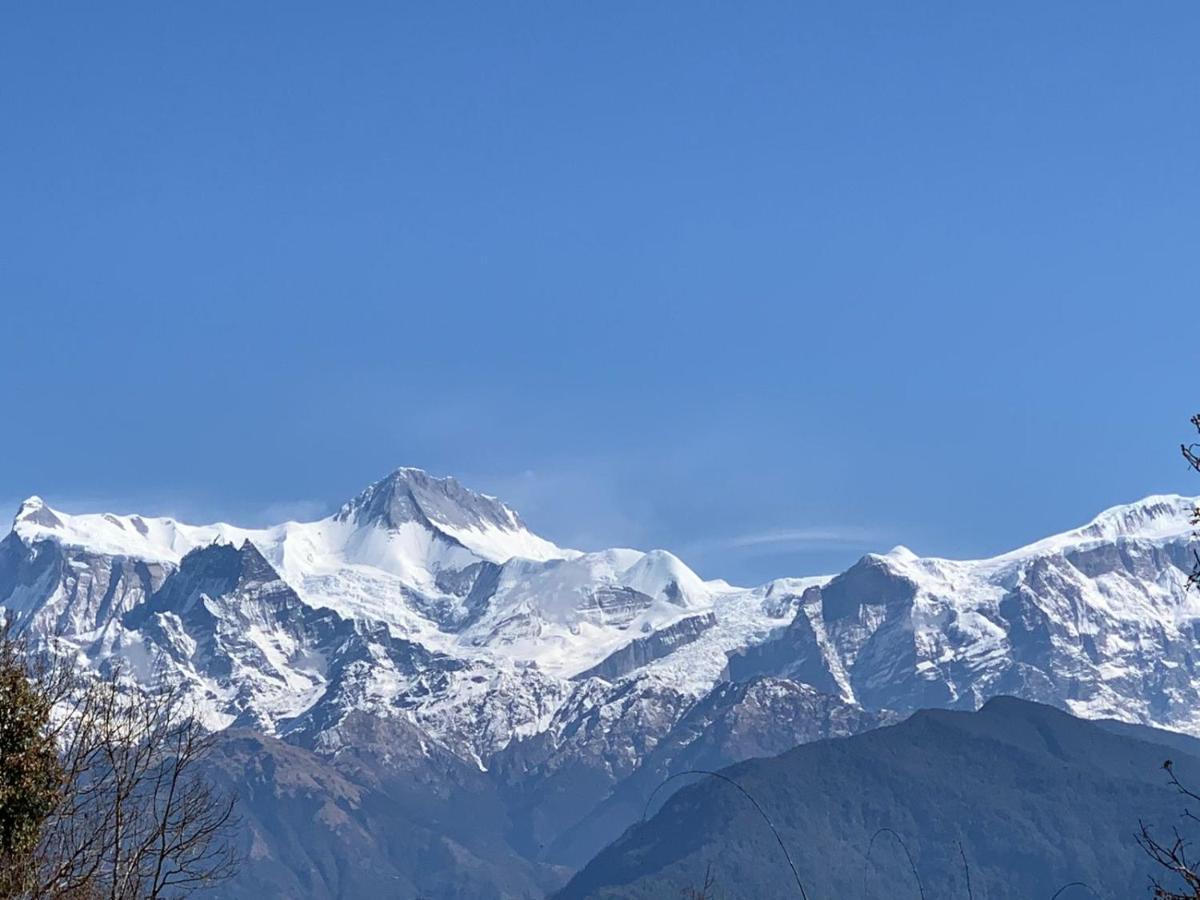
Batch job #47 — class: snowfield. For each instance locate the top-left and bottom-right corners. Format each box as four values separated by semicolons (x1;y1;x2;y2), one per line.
4;468;1200;776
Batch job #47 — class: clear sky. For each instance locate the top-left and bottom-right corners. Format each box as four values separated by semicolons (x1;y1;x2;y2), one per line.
2;3;1198;584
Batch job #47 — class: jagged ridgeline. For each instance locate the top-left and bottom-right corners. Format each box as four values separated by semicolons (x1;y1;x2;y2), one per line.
2;469;1199;897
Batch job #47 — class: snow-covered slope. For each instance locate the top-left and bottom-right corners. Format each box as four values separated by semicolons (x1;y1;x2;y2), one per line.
3;471;1199;871
5;469;736;676
11;469;569;639
732;494;1200;727
0;468;749;763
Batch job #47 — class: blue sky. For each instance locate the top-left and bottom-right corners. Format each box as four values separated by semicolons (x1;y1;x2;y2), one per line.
2;3;1198;584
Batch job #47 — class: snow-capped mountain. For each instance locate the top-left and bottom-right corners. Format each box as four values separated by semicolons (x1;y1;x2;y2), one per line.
0;469;763;764
2;469;1198;889
731;494;1200;729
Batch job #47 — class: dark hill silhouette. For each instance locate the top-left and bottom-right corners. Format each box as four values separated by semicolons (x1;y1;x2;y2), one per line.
558;697;1198;899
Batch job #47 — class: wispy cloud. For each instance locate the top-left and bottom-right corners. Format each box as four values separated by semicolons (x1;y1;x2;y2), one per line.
457;462;661;552
250;499;334;526
684;525;883;557
723;526;879;548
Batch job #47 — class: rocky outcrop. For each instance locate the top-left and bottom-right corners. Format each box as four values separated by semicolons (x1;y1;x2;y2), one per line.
574;612;718;682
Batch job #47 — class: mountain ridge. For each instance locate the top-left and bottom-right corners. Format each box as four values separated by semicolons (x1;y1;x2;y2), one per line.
557;696;1197;899
3;468;1199;893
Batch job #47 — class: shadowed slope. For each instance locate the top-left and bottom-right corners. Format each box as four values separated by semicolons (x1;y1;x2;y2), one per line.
559;697;1196;899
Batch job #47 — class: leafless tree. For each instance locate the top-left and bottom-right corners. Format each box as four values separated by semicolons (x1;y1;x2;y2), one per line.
1136;761;1200;899
1137;419;1200;897
1;628;238;898
1180;414;1200;588
679;862;722;900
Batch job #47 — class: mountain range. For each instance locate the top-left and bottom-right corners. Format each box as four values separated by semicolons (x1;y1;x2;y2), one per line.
559;696;1200;898
3;467;1198;896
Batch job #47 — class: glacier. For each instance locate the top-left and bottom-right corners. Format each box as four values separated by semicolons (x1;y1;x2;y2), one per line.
3;468;1199;879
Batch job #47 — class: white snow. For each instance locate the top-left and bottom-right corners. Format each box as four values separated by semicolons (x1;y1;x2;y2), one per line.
7;478;1200;763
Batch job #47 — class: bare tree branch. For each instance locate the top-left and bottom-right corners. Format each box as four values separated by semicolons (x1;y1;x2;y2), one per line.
0;627;239;899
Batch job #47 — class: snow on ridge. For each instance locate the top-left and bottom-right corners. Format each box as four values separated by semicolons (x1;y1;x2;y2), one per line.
1065;493;1197;542
855;494;1198;608
622;548;712;606
14;483;1195;597
452;546;727;679
438;521;571;565
862;494;1199;576
10;466;573;572
12;488;1197;670
333;466;569;564
7;479;1200;765
12;497;256;563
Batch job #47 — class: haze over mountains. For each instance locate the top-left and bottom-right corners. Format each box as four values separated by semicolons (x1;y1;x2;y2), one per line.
2;467;1199;897
559;697;1200;899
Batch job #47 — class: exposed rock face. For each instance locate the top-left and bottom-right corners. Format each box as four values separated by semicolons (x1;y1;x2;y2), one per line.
2;475;1198;894
727;587;841;694
734;518;1200;730
334;466;528;536
202;720;559;900
0;529;168;637
576;586;656;627
526;676;891;868
574;612;718;682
